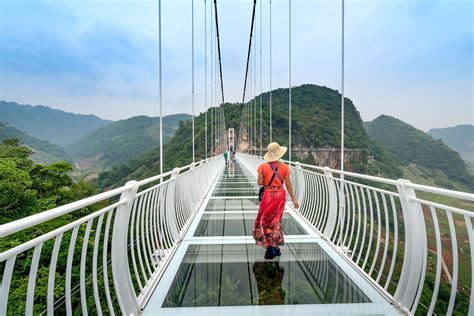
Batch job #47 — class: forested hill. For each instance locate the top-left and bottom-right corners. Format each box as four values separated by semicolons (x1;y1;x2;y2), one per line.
0;101;110;146
0;122;70;164
365;115;474;191
97;84;403;188
256;84;370;149
428;124;474;164
68;114;191;170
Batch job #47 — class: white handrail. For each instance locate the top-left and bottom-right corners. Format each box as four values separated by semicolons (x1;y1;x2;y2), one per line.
0;155;224;315
237;153;474;315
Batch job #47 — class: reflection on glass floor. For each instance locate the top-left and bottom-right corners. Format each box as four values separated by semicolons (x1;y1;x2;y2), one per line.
194;213;308;237
162;243;370;307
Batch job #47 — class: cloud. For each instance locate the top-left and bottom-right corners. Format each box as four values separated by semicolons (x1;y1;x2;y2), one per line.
0;0;472;130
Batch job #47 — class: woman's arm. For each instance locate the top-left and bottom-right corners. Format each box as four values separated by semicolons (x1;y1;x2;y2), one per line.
285;176;300;209
258;172;264;186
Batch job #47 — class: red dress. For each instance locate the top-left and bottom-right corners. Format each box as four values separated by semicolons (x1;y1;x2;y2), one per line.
253;162;290;248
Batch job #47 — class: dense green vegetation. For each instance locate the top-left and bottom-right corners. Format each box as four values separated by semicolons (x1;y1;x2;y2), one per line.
0;138;96;226
0;100;110;146
0;138;115;314
0;122;70;164
429;124;474;164
67;114;191;169
365;115;474;191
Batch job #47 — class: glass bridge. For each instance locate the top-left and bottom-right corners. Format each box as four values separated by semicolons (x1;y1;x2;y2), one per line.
143;160;397;315
1;153;473;315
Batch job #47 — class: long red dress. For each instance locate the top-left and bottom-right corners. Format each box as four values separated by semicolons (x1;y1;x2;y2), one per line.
253;162;290;248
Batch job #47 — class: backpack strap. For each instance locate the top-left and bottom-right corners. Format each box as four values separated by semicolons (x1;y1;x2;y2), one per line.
267;162;283;187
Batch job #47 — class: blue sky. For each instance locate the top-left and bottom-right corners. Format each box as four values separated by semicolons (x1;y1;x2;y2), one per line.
0;0;472;131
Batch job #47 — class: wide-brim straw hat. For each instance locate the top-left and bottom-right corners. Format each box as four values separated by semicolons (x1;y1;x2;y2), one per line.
264;142;287;162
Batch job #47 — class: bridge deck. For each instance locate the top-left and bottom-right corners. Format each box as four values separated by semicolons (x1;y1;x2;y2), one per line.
143;159;399;315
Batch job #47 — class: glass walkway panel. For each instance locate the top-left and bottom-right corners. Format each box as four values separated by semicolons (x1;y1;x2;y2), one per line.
143;159;399;315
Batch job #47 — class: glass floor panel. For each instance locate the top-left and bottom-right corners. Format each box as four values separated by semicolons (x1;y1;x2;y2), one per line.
162;243;371;307
218;176;253;182
204;198;260;212
215;182;257;190
194;213;308;237
212;188;258;197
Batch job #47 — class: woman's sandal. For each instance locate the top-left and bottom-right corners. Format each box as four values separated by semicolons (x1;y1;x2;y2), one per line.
264;246;276;259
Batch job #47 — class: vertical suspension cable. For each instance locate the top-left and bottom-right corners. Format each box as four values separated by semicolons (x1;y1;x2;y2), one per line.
269;0;272;143
338;0;346;245
158;0;163;176
205;0;208;158
254;21;257;156
288;0;292;162
341;0;345;176
249;55;252;153
192;0;195;163
210;0;214;155
259;0;263;155
215;29;219;152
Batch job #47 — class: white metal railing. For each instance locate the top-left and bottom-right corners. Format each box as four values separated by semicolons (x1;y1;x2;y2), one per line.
0;156;224;315
237;153;474;315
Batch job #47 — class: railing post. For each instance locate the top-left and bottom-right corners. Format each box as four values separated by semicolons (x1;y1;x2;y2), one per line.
293;162;305;205
394;179;427;313
167;168;181;238
323;167;338;239
111;180;140;315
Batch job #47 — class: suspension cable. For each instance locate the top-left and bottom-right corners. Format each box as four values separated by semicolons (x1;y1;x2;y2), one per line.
288;0;292;162
158;0;163;176
254;22;257;156
192;0;195;163
269;0;272;142
242;0;257;103
204;0;208;158
259;0;263;155
341;0;345;176
210;0;214;155
214;0;225;105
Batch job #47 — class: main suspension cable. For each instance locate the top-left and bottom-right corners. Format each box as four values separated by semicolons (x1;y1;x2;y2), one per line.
214;0;225;105
242;0;257;103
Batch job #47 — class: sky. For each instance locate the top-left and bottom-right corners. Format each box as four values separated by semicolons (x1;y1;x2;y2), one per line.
0;0;472;131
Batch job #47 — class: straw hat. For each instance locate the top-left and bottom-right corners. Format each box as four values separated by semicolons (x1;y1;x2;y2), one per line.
264;142;287;162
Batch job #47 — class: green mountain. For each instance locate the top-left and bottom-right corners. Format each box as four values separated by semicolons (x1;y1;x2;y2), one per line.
97;85;403;188
365;115;474;191
68;114;192;171
0;101;111;146
428;125;474;164
0;122;70;164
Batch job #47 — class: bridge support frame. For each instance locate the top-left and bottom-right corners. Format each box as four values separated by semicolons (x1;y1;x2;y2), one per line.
112;180;140;315
394;179;427;313
323;167;338;239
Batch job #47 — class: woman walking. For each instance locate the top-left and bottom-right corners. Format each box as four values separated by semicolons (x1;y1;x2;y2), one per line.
253;142;299;259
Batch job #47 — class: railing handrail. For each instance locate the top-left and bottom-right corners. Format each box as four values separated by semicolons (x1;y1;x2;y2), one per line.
0;156;218;238
250;154;474;201
0;185;128;238
237;153;474;315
